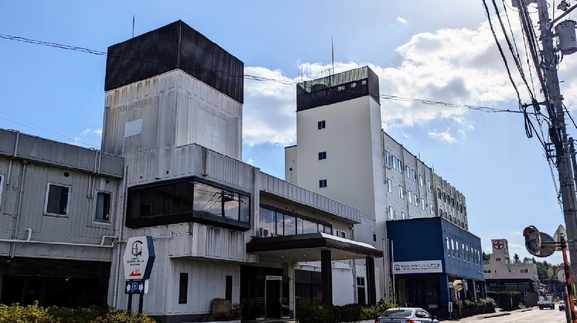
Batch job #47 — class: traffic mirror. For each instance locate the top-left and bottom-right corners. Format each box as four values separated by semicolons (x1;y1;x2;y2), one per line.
523;225;542;255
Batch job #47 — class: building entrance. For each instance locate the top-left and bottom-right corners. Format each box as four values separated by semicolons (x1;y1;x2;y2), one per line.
240;266;289;320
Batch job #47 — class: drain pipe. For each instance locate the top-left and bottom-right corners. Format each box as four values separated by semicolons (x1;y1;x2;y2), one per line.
9;160;28;258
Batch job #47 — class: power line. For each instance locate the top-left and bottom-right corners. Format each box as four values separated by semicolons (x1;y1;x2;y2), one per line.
0;34;106;55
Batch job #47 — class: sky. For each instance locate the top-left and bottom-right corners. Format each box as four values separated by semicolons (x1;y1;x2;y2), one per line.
1;0;576;265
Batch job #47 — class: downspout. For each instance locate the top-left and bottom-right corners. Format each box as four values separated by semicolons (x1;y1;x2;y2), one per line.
112;165;129;308
6;131;20;187
9;159;28;258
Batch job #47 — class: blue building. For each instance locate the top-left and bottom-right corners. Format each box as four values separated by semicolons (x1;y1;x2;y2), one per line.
387;217;485;313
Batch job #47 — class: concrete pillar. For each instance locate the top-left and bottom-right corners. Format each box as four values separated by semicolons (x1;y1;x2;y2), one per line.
480;281;487;298
321;250;333;304
366;257;376;305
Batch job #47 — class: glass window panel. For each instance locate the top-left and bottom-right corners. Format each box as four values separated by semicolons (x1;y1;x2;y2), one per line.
223;192;240;221
95;192;111;222
284;214;296;236
276;212;284;236
239;195;250;223
297;218;304;234
324;225;332;234
259;208;275;233
193;182;222;217
303;219;317;234
46;184;69;216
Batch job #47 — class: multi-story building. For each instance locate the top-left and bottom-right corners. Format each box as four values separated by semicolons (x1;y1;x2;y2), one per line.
483;239;539;295
0;129;124;306
0;20;383;323
285;66;484;310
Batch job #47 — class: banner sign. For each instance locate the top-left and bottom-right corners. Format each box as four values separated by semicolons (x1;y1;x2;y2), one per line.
393;260;442;274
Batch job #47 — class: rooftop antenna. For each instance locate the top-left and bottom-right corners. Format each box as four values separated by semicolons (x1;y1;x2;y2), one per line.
132;15;135;38
331;36;335;76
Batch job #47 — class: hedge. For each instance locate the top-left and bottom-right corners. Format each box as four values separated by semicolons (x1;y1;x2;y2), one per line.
486;291;522;310
0;302;155;323
296;300;397;323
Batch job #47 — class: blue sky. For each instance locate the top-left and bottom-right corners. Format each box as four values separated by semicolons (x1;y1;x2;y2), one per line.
1;0;575;264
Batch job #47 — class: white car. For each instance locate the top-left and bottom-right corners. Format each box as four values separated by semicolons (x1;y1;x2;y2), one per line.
375;307;440;323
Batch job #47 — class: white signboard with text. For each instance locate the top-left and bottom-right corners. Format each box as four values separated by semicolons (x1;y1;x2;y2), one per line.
123;236;155;280
393;260;443;274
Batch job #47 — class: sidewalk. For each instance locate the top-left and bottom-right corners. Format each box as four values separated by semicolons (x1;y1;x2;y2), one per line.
446;307;533;322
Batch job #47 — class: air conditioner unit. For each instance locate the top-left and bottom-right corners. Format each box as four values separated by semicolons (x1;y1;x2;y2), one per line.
259;228;270;237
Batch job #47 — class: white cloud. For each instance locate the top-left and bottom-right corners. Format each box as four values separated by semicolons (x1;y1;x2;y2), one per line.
510;231;522;236
242;15;547;147
246;158;255;165
71;127;102;147
428;129;456;143
396;17;408;24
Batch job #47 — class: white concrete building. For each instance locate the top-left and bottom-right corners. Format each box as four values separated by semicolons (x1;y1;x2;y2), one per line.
483;239;539;293
285;67;471;304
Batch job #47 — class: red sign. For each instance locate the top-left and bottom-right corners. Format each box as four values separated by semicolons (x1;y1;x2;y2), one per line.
492;240;505;250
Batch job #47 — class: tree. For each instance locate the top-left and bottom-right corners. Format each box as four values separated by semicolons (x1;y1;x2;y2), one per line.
482;252;490;261
513;253;521;264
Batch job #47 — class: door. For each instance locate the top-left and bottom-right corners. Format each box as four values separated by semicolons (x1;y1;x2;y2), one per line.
266;280;281;318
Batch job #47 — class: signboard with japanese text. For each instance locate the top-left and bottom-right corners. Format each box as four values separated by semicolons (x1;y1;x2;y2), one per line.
393;260;442;274
123;236;155;280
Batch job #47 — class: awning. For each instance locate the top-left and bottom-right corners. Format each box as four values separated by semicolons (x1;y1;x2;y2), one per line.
246;232;383;262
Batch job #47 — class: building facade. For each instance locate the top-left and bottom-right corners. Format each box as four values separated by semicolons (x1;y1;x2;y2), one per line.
1;20;383;323
483;239;539;295
284;67;480;305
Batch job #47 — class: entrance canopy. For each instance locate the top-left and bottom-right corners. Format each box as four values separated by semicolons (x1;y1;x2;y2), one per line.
246;232;383;262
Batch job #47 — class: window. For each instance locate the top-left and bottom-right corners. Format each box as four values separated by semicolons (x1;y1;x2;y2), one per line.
0;174;4;211
386;178;392;192
179;273;188;304
430;203;434;215
419;175;424;187
401;212;406;220
399;186;404;199
446;238;450;251
126;179;250;229
496;257;501;261
357;277;366;305
388;206;394;220
350;82;357;88
384;152;391;167
260;206;331;237
318;151;327;160
414;193;418;206
361;80;367;85
45;183;70;216
405;166;410;178
407;190;412;203
225;276;233;301
318;120;326;129
397;160;403;173
94;192;112;222
391;156;397;170
520;269;529;273
319;179;327;188
340;231;346;238
421;198;425;210
427;180;432;192
337;85;345;91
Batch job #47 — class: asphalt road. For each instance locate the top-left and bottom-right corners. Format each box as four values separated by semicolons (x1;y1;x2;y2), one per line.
450;307;568;323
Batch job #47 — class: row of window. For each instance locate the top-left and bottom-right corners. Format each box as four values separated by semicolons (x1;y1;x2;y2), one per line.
484;268;530;274
384;152;430;190
437;188;466;214
387;205;434;221
43;182;112;223
446;237;481;265
259;206;333;237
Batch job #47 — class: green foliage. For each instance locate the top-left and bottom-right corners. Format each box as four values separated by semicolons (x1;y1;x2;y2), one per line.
487;291;522;310
476;297;496;307
466;290;474;302
0;302;154;323
296;299;397;323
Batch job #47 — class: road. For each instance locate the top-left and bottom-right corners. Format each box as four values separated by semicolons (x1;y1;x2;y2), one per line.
449;308;568;323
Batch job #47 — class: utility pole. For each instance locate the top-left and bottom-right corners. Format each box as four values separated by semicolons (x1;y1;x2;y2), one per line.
518;0;577;275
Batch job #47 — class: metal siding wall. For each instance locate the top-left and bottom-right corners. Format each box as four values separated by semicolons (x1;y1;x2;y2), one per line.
441;220;483;280
259;173;361;224
386;218;445;262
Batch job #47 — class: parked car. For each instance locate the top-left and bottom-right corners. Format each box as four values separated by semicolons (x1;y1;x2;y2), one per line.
560;300;566;311
375;307;439;323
